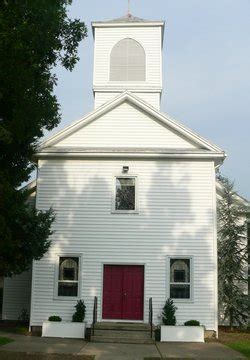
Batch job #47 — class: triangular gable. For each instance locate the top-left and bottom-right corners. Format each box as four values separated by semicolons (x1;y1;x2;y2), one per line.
52;101;200;149
39;92;224;154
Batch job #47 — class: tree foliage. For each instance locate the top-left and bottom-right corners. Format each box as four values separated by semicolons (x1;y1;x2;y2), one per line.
217;174;248;328
0;0;87;276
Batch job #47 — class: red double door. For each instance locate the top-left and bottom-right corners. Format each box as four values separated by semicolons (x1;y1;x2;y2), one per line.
102;265;144;321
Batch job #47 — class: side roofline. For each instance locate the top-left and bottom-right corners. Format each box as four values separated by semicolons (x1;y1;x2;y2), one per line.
21;179;36;195
216;181;250;208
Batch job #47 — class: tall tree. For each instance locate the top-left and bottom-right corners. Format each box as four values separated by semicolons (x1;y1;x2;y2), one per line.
217;174;248;328
0;0;87;276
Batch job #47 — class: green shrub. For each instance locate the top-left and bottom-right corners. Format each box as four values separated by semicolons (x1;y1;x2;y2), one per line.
48;315;62;322
72;300;86;322
184;320;200;326
162;298;177;325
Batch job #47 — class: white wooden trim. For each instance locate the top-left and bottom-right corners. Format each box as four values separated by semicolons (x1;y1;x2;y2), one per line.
36;152;225;162
93;86;162;92
212;164;219;337
29;165;40;330
92;22;165;29
159;25;163;88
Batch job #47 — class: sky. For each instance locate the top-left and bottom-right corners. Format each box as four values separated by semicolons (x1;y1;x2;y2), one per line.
52;0;250;200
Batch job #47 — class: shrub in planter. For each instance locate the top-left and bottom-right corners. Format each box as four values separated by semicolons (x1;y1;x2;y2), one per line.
184;320;200;326
72;300;86;322
48;315;62;322
162;298;177;325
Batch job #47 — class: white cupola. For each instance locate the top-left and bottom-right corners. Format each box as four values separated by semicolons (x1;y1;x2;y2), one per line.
92;14;165;109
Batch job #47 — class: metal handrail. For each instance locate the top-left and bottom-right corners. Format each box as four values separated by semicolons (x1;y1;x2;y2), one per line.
92;296;97;335
149;297;153;338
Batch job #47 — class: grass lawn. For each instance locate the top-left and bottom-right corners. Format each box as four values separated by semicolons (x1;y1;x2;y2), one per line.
219;328;250;358
0;336;14;346
0;352;94;359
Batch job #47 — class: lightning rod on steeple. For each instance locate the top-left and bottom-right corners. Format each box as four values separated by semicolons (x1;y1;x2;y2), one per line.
127;0;131;16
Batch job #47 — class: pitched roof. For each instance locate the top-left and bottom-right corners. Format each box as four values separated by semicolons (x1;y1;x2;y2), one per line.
216;181;249;207
91;13;165;32
38;91;225;159
94;13;161;24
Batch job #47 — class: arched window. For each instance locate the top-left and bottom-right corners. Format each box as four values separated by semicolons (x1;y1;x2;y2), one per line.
169;258;191;299
58;257;79;297
110;38;145;81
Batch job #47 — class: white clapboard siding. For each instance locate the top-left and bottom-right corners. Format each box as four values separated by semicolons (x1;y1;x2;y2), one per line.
55;102;197;149
30;159;217;330
2;269;32;320
94;26;162;87
94;92;160;109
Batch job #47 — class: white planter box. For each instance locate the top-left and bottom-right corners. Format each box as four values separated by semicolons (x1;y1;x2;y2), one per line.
42;321;86;339
161;325;204;342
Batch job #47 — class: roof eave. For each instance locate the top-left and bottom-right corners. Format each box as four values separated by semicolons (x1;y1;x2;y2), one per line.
91;20;165;37
34;151;226;162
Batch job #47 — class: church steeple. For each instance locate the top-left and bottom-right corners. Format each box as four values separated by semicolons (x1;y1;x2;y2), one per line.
92;14;165;109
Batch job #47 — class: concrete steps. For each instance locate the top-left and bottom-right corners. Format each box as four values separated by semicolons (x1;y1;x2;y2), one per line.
91;322;155;344
91;336;155;344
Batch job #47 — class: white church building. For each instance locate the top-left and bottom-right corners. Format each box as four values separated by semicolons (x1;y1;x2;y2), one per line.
3;13;240;337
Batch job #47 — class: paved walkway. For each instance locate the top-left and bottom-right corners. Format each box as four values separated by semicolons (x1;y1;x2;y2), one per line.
0;332;246;359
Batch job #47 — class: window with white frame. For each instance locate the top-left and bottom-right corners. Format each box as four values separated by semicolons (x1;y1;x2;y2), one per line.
169;258;191;299
57;257;79;297
115;177;136;211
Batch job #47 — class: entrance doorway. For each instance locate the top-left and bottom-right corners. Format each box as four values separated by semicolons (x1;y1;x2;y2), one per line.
102;265;144;321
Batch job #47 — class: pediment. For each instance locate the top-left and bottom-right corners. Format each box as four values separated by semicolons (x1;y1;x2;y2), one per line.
39;92;224;154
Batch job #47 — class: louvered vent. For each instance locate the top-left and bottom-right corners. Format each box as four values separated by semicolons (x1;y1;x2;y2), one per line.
110;38;146;81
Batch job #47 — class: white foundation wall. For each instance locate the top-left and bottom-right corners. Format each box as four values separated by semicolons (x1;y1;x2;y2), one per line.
2;269;32;320
30;158;217;330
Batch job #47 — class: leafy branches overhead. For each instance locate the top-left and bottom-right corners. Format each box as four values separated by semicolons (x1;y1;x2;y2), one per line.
0;1;87;276
0;0;88;186
217;174;248;328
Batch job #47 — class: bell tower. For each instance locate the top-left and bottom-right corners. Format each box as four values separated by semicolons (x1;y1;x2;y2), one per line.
92;14;165;109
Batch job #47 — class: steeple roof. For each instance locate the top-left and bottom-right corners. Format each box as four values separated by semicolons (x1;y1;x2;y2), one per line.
102;13;155;23
92;13;164;26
